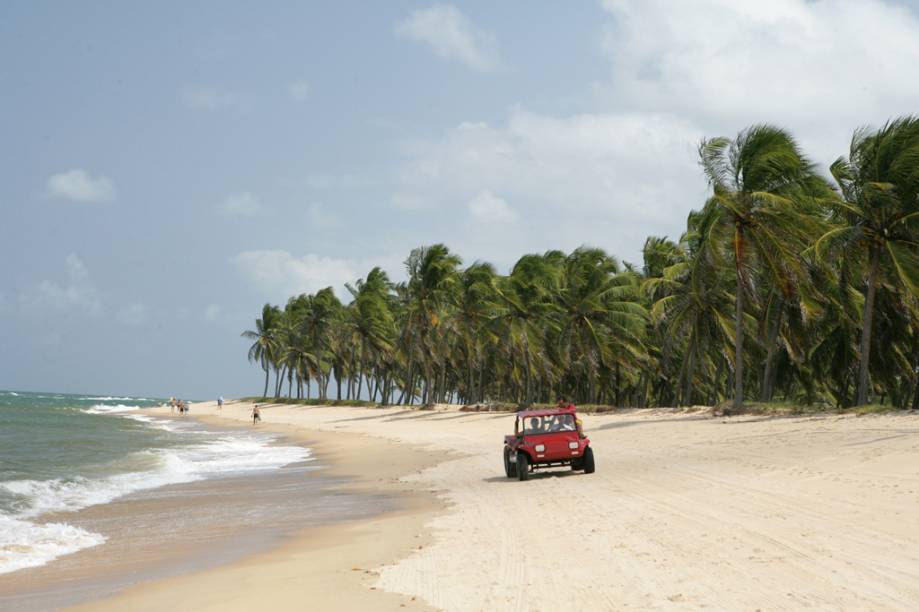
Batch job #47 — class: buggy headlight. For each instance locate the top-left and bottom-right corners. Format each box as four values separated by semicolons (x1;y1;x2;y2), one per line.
569;441;579;449
535;444;545;452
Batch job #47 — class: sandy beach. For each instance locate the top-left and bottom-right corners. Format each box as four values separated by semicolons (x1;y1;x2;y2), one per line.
60;400;919;611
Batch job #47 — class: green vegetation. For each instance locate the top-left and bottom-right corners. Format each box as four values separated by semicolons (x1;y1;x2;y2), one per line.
243;119;919;411
238;396;375;407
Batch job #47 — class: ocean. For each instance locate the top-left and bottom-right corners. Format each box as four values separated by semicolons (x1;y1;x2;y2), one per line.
0;390;311;576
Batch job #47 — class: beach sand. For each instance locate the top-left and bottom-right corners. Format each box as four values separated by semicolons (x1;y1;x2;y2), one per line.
72;401;919;611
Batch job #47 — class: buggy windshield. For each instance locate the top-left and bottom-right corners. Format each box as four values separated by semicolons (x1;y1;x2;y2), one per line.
521;413;576;435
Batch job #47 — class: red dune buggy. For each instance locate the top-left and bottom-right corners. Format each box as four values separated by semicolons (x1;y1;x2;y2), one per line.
503;406;594;481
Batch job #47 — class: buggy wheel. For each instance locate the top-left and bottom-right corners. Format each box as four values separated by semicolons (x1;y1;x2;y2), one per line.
583;446;595;474
516;452;529;481
503;447;515;478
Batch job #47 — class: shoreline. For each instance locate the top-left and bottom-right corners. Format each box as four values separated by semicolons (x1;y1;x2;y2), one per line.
12;399;918;611
65;402;447;612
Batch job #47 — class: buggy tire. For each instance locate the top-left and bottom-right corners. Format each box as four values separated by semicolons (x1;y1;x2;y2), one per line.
516;452;529;481
503;447;516;478
583;446;595;474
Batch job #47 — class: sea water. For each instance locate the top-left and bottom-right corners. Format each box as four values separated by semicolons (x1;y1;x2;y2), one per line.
0;390;310;575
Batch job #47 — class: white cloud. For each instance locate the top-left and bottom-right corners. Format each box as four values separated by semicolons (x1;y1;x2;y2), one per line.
307;202;340;229
182;87;245;112
117;303;147;326
395;4;502;72
288;80;310;101
232;250;403;302
393;108;705;264
20;253;102;315
204;303;222;321
305;173;363;190
598;0;919;161
391;192;429;211
47;169;115;203
219;192;263;217
388;1;919;267
467;190;517;226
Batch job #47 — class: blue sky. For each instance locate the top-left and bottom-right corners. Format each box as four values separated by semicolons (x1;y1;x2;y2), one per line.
2;0;919;399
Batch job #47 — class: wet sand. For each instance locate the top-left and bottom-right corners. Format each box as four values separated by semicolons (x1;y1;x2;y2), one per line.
65;407;446;612
0;413;443;612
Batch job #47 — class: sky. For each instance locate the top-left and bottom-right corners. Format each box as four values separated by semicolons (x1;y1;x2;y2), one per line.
2;0;919;399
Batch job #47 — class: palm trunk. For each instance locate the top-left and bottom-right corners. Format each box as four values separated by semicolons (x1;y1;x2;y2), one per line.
523;336;532;406
322;372;331;400
682;347;695;407
356;339;366;400
856;248;880;406
404;357;415;405
263;365;269;398
733;227;745;412
710;357;724;406
759;302;783;402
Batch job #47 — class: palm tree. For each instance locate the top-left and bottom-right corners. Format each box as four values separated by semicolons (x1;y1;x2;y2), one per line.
241;303;282;398
401;245;461;404
699;125;828;411
493;251;563;405
816;117;919;405
242;121;917;411
643;217;736;407
347;267;396;400
298;288;343;400
454;262;500;403
557;247;646;405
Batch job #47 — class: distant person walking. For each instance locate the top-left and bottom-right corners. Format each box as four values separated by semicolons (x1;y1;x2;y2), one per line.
252;404;261;425
217;396;224;410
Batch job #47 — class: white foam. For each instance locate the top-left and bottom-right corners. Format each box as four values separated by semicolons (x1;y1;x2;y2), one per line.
0;413;311;574
1;437;310;521
82;404;141;415
82;396;137;401
124;414;156;424
0;516;105;574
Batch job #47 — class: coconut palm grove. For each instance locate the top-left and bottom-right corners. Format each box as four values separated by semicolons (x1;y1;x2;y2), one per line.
244;119;919;411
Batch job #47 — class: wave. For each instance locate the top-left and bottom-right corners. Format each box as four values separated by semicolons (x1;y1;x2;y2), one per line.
0;515;105;574
1;442;310;520
82;404;141;415
0;423;311;575
82;396;142;402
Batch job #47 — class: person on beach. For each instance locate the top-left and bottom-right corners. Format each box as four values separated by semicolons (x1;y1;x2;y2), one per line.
556;397;585;437
218;396;224;410
169;397;176;413
528;416;543;434
550;414;576;432
252;404;261;425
